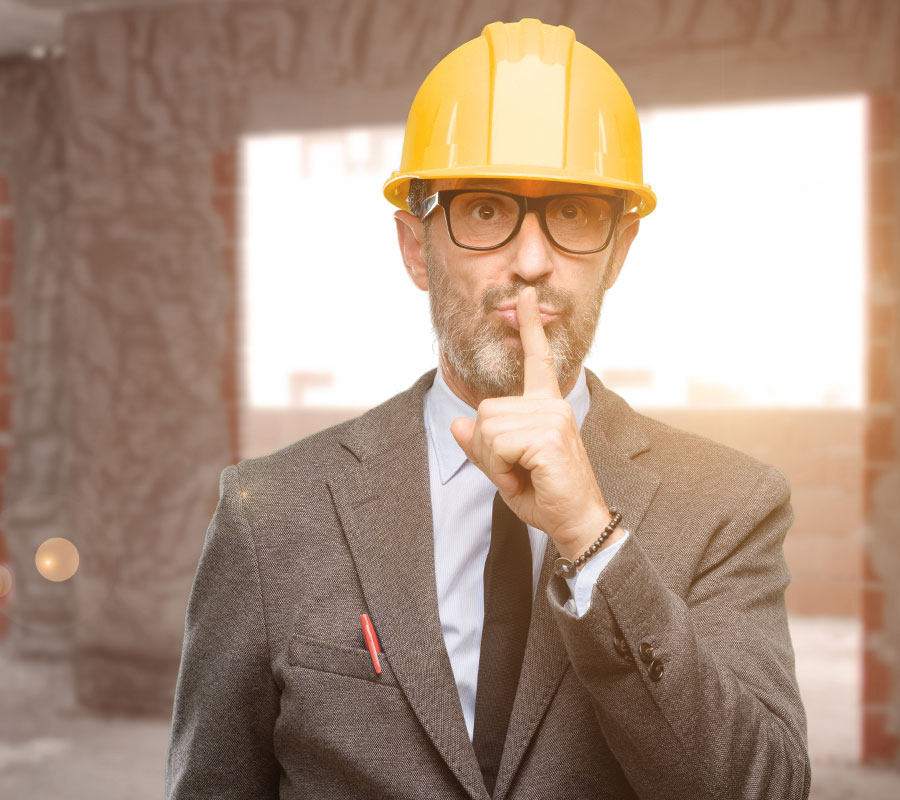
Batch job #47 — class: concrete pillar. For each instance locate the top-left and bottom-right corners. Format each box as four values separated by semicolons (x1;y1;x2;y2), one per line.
0;56;72;658
0;171;11;641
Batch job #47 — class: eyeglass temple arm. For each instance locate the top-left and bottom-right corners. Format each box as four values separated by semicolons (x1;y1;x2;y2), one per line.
419;193;439;219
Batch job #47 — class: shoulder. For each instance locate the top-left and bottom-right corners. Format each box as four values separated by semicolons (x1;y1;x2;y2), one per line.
229;368;436;496
589;372;791;510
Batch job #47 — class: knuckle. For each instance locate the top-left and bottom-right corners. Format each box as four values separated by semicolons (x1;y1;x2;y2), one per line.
477;398;496;417
543;427;564;447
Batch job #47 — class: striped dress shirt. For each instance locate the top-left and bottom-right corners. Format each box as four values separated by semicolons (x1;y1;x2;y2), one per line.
423;363;630;740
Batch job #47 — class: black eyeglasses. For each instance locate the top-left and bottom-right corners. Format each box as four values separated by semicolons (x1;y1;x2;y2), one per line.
419;189;624;254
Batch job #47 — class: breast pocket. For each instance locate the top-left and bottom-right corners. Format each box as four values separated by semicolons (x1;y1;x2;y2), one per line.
287;633;401;687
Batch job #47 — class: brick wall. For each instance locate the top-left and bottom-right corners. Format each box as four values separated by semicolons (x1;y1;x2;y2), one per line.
862;93;900;766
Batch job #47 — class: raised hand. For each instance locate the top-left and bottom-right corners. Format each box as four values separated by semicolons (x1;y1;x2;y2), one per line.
450;286;620;561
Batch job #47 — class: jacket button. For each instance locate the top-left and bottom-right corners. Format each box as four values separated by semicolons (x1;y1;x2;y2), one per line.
638;642;655;664
613;634;634;662
648;658;664;681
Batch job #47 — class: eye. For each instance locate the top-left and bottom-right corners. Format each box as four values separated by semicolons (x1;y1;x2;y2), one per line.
559;203;584;220
475;204;496;220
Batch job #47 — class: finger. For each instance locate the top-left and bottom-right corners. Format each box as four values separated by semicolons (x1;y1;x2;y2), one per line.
474;396;555;417
484;431;529;498
486;430;530;477
453;416;525;496
475;397;574;428
471;413;562;475
450;417;476;462
517;286;562;399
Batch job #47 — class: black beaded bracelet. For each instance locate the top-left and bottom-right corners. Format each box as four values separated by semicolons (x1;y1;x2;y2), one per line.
553;510;623;579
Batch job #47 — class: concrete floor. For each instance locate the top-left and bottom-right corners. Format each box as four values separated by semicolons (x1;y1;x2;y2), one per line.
0;617;899;799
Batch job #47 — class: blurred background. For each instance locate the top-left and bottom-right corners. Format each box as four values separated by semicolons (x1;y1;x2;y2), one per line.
0;0;898;797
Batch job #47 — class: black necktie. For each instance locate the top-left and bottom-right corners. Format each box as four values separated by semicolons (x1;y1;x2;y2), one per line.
472;491;532;796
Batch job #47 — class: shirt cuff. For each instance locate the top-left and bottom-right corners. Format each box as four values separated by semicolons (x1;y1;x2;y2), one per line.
562;530;630;618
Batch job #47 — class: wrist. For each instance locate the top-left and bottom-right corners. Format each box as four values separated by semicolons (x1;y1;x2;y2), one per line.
555;506;618;561
553;509;624;579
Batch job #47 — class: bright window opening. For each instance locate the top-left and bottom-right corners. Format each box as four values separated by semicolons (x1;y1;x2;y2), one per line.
241;96;865;411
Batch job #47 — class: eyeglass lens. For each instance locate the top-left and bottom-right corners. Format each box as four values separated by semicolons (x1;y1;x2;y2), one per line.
447;192;617;252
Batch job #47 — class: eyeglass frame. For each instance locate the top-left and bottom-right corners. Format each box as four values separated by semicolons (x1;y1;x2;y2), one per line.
418;188;626;255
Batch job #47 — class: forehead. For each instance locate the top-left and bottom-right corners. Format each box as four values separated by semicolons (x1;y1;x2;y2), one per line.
427;177;624;198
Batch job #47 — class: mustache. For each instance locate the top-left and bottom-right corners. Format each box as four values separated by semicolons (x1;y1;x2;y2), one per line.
479;283;576;316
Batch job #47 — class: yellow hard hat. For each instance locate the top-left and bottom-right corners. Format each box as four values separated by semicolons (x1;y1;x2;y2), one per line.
383;18;656;216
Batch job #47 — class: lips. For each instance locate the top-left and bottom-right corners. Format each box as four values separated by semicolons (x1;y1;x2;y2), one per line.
495;306;558;330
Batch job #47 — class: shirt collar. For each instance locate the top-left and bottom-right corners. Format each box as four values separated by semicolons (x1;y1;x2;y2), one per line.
424;362;591;485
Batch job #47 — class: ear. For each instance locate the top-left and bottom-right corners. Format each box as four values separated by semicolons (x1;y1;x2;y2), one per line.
395;210;429;292
602;212;640;290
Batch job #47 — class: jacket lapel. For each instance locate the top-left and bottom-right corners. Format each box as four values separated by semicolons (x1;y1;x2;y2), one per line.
328;369;491;800
492;368;662;800
327;367;660;800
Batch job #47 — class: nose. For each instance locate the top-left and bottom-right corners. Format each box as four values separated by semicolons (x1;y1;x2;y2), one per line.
508;209;555;282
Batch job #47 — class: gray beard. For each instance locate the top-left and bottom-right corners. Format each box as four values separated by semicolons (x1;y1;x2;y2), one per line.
424;234;608;399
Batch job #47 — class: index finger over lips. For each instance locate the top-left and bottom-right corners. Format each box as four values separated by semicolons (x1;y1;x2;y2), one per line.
517;286;562;399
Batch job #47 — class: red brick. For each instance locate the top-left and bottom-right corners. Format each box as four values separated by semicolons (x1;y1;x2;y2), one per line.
212;192;236;241
863;551;883;584
869;302;895;342
0;257;11;297
863;585;885;632
864;414;895;461
863;462;893;518
790;490;862;543
784;577;861;617
213;148;237;191
870;156;896;215
774;449;828;489
0;345;9;385
867;342;893;405
862;708;900;764
870;220;894;286
869;95;897;154
0;218;12;256
0;305;14;343
863;648;894;704
0;175;10;206
0;395;8;430
824;450;863;492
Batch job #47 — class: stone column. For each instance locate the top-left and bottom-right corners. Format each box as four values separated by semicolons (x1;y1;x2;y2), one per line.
0;56;72;658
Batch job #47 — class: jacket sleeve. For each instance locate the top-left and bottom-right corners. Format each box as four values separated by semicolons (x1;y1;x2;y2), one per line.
165;464;281;798
546;465;811;800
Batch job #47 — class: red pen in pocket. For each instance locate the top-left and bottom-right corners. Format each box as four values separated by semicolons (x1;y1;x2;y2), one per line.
360;613;382;675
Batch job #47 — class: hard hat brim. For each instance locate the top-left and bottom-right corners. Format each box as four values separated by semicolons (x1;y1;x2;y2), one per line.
384;167;656;217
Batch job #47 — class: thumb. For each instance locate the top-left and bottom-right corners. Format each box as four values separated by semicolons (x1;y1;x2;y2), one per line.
450;417;476;460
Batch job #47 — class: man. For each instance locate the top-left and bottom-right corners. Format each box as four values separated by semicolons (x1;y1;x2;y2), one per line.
166;18;810;800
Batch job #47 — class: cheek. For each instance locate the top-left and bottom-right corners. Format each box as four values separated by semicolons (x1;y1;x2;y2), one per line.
441;261;489;304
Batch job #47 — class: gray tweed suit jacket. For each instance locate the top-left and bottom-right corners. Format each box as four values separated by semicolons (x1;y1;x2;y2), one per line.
165;367;811;800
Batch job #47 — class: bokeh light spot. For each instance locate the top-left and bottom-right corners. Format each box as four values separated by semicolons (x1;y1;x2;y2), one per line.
35;538;80;582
